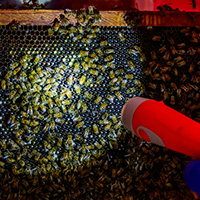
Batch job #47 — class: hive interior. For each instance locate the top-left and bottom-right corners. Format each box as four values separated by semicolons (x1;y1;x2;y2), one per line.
0;9;199;200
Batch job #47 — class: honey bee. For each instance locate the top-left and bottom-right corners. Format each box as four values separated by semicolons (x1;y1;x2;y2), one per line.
100;40;108;47
84;127;90;137
30;120;39;127
118;32;125;42
65;89;72;98
73;34;82;42
106;94;114;102
82;102;87;112
109;71;115;79
76;121;84;129
104;55;114;62
62;99;71;105
109;78;118;85
81;38;91;44
105;49;115;54
5;71;12;79
152;35;161;41
177;60;186;67
9;62;19;70
115;91;123;100
73;62;80;73
93;124;98;134
95;48;103;56
54;113;63;118
76;100;82;110
133;79;142;87
60;14;70;25
85;78;93;87
170;95;175;105
121;79;127;88
13;67;21;75
105;122;112;131
34;55;41;65
94;96;102;104
40;104;46;113
100;102;107;111
21;118;30;125
48;28;54;36
1;80;6;90
84;91;93;99
111;86;120;91
9;90;17;100
79;75;86;85
15;129;23;137
127;86;136;94
125;74;134;79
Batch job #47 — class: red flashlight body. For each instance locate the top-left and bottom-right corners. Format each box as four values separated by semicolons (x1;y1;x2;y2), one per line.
121;97;200;158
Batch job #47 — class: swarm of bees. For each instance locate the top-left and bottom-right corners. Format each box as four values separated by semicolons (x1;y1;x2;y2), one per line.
0;5;146;195
0;6;195;200
143;26;200;123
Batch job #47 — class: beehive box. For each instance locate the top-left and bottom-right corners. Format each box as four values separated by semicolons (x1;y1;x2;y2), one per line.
0;8;199;200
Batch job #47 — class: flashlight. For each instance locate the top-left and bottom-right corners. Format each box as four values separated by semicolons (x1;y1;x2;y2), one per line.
121;97;200;158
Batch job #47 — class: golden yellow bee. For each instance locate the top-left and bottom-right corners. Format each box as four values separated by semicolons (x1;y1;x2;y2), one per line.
34;55;41;65
100;40;108;47
111;86;120;91
100;102;107;111
5;71;12;79
40;104;46;112
84;91;93;99
54;112;63;118
94;96;102;104
43;123;50;132
126;87;136;94
77;100;82;110
133;79;142;87
76;121;84;129
125;74;134;79
106;94;114;102
82;102;87;112
81;61;89;70
115;91;123;100
104;55;114;62
43;84;51;91
82;38;91;44
13;67;21;75
93;124;98;134
21;118;30;125
48;28;54;36
111;115;118;124
9;62;19;70
55;98;62;107
30;120;39;127
79;50;89;57
95;48;103;56
62;99;71;105
65;89;72;98
109;78;118;85
127;60;135;70
85;78;93;87
105;123;112;131
15;129;23;137
61;105;67;113
9;90;17;100
89;69;98;76
1;80;6;90
36;67;43;77
84;127;90;137
73;34;82;42
118;32;125;42
79;75;86;85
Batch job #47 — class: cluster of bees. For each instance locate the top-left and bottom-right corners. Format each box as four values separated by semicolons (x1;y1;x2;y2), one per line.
144;26;200;122
0;7;197;200
0;6;145;181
